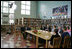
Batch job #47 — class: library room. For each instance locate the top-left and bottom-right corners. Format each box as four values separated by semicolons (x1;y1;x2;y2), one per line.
1;1;71;48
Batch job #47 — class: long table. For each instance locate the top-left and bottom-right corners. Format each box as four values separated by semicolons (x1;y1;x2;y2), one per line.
25;30;55;48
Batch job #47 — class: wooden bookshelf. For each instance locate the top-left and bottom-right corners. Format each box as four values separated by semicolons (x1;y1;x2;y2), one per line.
19;18;22;25
15;17;71;29
15;19;18;25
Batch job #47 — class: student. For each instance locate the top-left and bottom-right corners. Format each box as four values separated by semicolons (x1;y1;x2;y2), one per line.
45;24;52;32
26;25;31;30
40;25;46;30
58;26;63;35
61;26;70;44
48;25;52;32
52;25;56;32
67;26;71;37
49;29;60;46
45;24;49;30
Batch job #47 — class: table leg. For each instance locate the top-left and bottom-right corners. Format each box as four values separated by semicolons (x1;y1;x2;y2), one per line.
46;40;48;48
32;35;34;42
28;34;30;40
36;36;38;48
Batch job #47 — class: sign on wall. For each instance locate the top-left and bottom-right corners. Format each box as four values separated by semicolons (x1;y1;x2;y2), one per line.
53;5;68;16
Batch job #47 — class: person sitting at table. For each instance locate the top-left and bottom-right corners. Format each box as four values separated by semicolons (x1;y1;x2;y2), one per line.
52;25;56;32
49;29;60;46
66;26;71;37
61;26;70;45
40;25;46;30
27;25;31;30
48;25;52;32
45;24;49;31
58;26;63;35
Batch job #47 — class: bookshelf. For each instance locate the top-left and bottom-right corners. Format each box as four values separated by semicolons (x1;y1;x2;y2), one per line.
15;19;18;25
19;18;22;25
15;17;71;29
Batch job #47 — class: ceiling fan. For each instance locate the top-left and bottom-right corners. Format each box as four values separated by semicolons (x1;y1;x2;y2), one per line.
8;3;17;10
8;3;13;8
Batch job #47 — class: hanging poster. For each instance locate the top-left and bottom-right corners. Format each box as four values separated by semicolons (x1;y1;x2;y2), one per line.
53;5;68;16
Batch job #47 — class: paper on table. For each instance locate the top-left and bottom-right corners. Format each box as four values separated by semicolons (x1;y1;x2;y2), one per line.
46;31;48;33
45;36;49;38
51;32;54;34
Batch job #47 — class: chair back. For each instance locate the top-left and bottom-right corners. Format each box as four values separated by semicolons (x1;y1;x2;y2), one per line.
63;36;71;48
53;37;62;48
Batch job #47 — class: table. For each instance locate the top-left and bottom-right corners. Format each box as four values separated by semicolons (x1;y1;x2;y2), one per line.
25;30;55;48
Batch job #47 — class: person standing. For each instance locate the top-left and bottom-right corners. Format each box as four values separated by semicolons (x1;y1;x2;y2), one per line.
21;25;26;39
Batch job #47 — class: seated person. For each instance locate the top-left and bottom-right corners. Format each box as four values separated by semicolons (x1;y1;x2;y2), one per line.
26;25;31;30
61;26;70;44
40;25;46;30
67;26;71;37
49;29;60;46
48;25;52;32
52;25;56;32
58;26;63;35
45;24;49;31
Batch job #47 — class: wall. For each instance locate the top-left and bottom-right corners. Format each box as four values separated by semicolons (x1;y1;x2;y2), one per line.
37;1;71;19
15;1;37;19
1;1;37;25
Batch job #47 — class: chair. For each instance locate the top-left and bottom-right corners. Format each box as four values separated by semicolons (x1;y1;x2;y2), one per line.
53;37;62;48
49;37;62;48
62;36;71;48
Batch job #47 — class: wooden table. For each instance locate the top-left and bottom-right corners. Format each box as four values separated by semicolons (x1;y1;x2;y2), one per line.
25;30;55;48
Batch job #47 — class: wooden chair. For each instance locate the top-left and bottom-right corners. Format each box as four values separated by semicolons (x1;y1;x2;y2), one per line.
53;37;62;48
49;37;62;48
62;36;71;48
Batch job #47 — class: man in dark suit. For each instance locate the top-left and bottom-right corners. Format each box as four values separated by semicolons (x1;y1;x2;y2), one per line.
21;25;26;33
27;25;31;30
21;25;26;39
40;25;46;30
49;29;60;46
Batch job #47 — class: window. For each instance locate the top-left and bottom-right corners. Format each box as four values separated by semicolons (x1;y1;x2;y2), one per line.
9;9;14;13
1;13;2;25
3;2;8;7
9;14;14;25
3;7;8;13
1;1;2;6
1;1;15;13
1;1;3;25
21;1;31;15
1;1;16;25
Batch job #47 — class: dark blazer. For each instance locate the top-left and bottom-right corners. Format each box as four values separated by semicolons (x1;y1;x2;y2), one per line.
21;27;26;32
50;34;60;45
61;32;70;44
26;27;31;30
58;29;63;35
40;27;45;30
